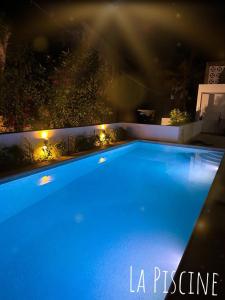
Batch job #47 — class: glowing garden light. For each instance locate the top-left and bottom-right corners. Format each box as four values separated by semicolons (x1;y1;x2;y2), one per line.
99;124;106;130
40;131;50;157
99;131;106;142
41;131;48;140
42;145;48;152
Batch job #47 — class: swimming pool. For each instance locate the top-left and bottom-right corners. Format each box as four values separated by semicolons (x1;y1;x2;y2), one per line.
0;141;223;300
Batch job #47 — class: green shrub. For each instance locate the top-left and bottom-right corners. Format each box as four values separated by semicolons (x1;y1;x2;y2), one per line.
0;128;129;173
72;128;128;153
169;109;189;126
95;130;111;146
33;140;66;162
74;135;97;152
55;141;67;156
110;127;128;142
0;139;67;173
0;145;32;171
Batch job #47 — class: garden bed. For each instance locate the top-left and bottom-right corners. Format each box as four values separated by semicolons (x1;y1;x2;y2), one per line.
0;122;203;178
0;124;128;180
0;141;128;180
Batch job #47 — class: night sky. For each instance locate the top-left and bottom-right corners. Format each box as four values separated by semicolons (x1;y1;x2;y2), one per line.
1;0;225;118
2;1;225;59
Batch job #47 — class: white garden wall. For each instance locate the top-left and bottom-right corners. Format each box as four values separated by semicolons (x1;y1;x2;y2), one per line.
122;123;180;142
196;84;225;133
0;121;202;147
178;121;203;143
0;123;122;147
122;122;202;143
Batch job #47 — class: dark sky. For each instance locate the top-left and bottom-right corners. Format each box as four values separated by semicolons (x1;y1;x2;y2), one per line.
1;0;225;26
1;0;225;116
2;1;225;42
1;1;225;83
1;1;225;74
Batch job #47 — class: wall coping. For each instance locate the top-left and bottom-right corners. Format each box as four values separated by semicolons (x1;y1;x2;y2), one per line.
0;121;203;136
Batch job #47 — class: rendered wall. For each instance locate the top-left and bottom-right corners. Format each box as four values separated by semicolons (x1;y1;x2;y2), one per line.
0;122;202;147
122;123;180;142
196;84;225;133
0;123;121;147
178;121;203;143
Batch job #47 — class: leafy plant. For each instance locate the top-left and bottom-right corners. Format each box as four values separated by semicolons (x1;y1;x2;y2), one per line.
70;127;128;153
48;49;115;128
0;127;129;174
33;140;65;162
0;24;118;132
22;138;35;162
73;135;97;153
67;127;128;154
0;41;49;131
108;127;128;142
0;16;10;73
169;109;189;126
0;144;32;172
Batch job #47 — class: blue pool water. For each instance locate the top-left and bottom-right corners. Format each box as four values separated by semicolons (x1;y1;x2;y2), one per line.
0;141;223;300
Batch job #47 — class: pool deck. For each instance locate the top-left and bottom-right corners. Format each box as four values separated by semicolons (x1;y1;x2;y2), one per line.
190;133;225;149
167;135;225;299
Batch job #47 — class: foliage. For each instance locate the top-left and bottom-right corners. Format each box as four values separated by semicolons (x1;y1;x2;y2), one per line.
73;135;98;153
22;138;35;162
0;138;66;173
108;127;128;142
0;24;117;132
68;128;128;154
95;130;111;147
0;41;49;131
219;69;225;84
33;140;66;162
0;144;32;171
163;61;189;111
48;49;115;128
169;109;189;126
0;127;128;173
0;16;11;73
160;54;203;119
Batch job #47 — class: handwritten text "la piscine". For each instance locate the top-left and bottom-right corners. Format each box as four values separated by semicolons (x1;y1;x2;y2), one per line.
130;266;220;296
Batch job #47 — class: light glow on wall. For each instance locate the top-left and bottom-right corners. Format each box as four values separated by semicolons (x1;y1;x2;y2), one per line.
99;124;106;130
41;131;48;140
